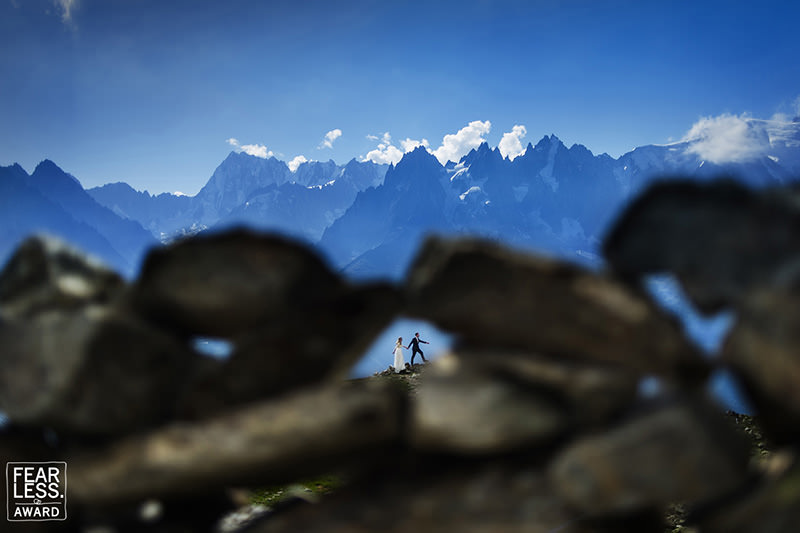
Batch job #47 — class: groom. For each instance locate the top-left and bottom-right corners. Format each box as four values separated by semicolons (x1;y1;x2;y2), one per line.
406;332;429;364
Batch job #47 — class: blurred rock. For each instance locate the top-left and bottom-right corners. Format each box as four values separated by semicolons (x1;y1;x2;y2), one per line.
410;353;568;454
0;305;193;435
0;234;125;317
178;283;403;418
5;213;800;531
548;397;751;516
603;180;800;314
246;458;596;533
722;288;800;443
405;236;704;377
131;229;344;338
697;457;800;533
67;380;405;505
453;348;639;428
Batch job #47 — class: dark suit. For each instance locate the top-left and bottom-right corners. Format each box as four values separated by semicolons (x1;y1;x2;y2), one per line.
407;336;429;364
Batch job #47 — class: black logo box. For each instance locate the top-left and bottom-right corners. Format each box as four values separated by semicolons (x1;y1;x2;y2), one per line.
6;462;67;522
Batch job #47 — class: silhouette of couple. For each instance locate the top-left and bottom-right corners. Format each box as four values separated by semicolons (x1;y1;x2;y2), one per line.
393;332;429;372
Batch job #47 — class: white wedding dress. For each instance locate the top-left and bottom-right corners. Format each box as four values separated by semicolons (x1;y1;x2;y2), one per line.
393;345;405;372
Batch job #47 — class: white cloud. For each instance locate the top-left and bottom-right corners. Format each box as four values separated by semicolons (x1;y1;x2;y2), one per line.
682;113;770;164
366;132;392;145
362;121;495;166
226;138;274;159
363;142;405;165
432;120;492;165
498;125;527;160
54;0;77;24
319;129;342;149
287;155;308;172
400;138;430;152
769;95;800;123
361;132;431;165
241;144;273;158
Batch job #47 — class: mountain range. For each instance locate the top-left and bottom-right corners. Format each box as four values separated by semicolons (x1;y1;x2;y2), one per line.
2;117;799;281
0;161;155;275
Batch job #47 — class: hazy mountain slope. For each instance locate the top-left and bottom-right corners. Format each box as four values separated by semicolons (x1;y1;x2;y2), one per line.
29;160;156;271
319;147;450;276
88;154;388;243
87;182;194;240
0;164;130;272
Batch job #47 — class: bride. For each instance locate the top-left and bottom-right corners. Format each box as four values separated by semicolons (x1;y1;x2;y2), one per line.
393;337;407;372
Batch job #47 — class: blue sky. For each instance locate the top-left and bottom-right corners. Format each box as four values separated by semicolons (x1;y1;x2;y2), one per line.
1;0;798;194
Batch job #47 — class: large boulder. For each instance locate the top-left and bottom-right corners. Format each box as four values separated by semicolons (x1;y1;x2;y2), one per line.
131;229;344;338
603;180;800;314
405;236;705;377
0;305;194;435
0;234;125;317
178;283;403;418
548;397;751;516
451;347;639;428
722;288;800;443
246;459;597;533
67;380;406;505
0;235;194;435
697;453;800;533
410;353;568;454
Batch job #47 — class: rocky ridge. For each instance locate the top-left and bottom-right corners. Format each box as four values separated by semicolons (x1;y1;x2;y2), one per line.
1;178;800;531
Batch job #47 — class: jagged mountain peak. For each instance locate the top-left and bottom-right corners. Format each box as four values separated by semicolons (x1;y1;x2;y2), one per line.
31;159;84;190
394;144;441;167
222;150;282;164
34;158;63;172
1;163;30;182
344;157;377;171
405;144;441;161
568;142;593;155
460;142;502;165
476;141;492;152
533;134;563;151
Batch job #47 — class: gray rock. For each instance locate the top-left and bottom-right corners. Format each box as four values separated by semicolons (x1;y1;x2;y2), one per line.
405;236;704;377
453;348;639;428
131;229;344;338
67;380;405;505
548;397;751;516
603;180;800;314
410;353;568;454
0;234;125;317
0;305;193;435
697;453;800;533
177;283;403;418
246;459;596;533
722;288;800;443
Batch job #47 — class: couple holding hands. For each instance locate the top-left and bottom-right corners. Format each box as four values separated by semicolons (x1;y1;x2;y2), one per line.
392;332;428;372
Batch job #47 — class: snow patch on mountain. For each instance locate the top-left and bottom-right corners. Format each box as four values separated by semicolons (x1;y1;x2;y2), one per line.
538;136;560;191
